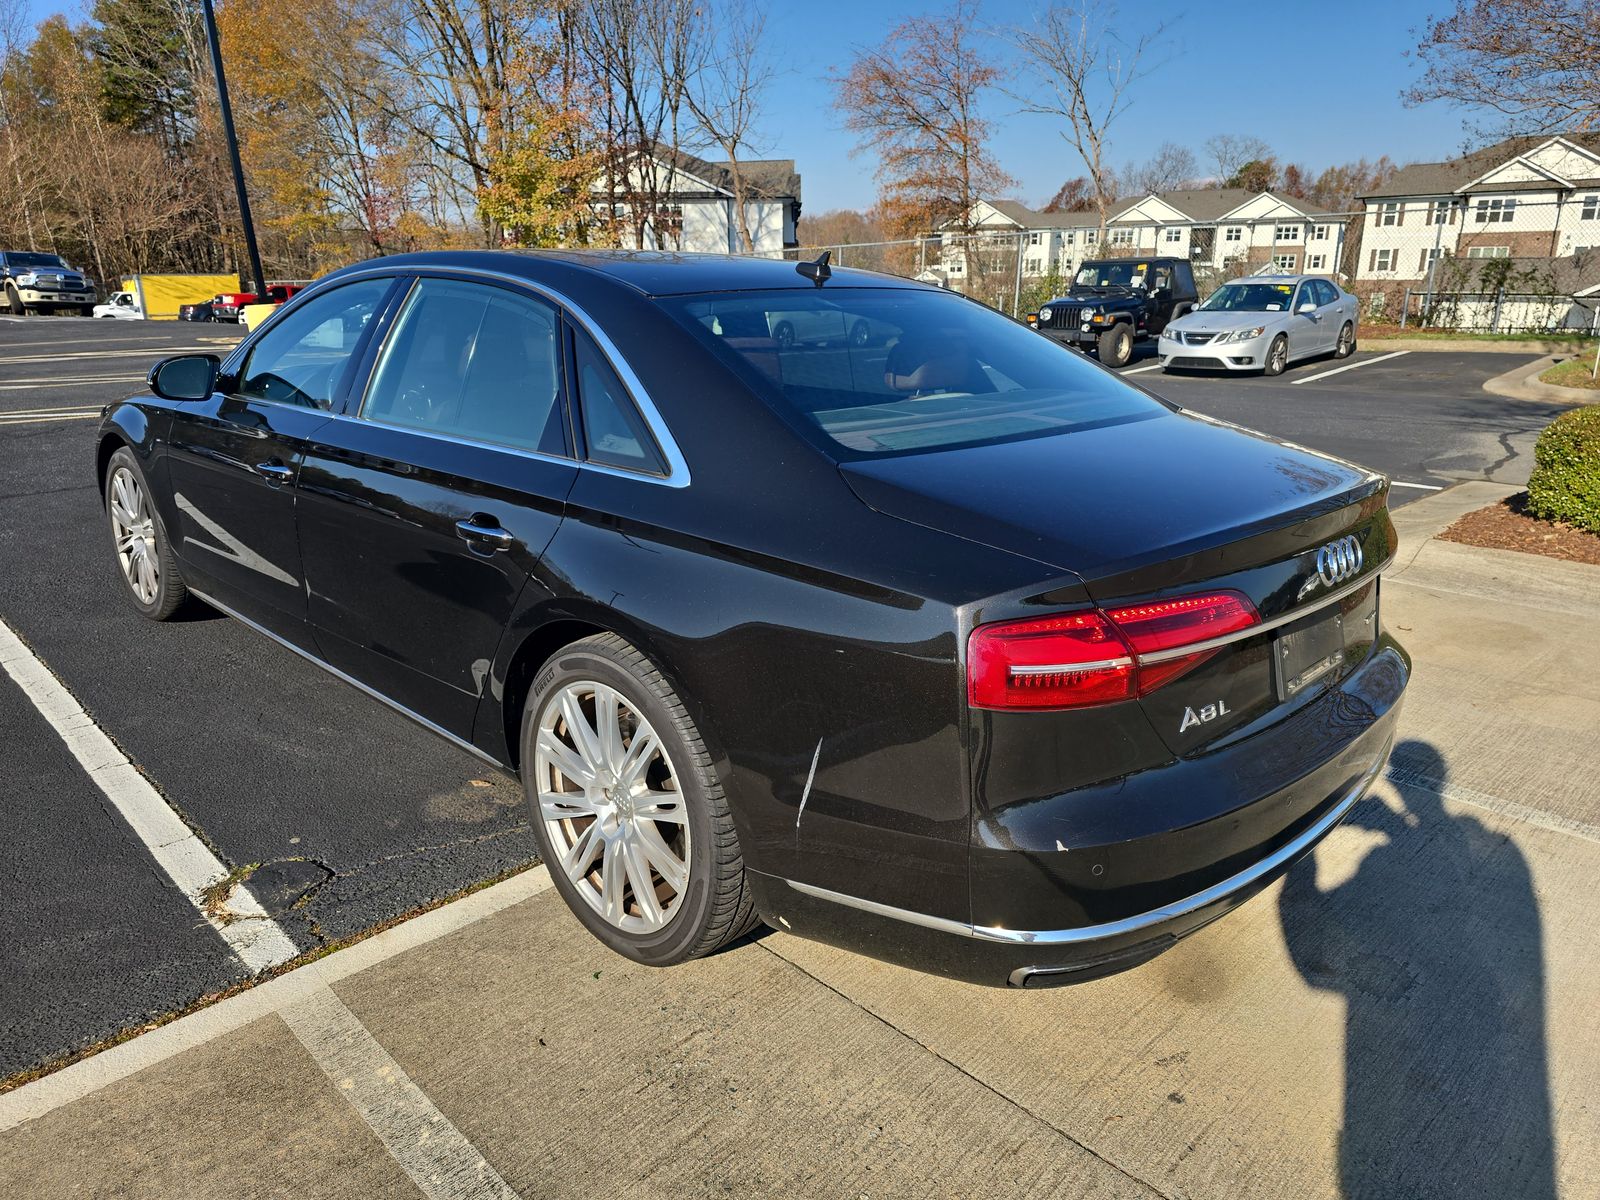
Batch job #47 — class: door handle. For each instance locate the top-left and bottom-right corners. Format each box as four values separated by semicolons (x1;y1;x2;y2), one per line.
254;460;294;484
455;516;513;551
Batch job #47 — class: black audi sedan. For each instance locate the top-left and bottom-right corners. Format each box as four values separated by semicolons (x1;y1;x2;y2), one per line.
96;250;1407;987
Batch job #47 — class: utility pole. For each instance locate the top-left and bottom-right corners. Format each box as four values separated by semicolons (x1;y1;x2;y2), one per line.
200;0;265;297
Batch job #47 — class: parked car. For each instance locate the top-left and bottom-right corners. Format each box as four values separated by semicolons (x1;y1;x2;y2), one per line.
93;291;145;319
97;251;1407;988
178;296;221;322
1029;257;1199;367
1;250;96;316
212;283;302;323
759;303;890;349
1159;275;1358;376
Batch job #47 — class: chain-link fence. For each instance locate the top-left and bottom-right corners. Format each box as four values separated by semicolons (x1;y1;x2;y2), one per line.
759;196;1600;335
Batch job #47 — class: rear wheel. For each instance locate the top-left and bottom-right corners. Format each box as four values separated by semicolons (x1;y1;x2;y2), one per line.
1334;321;1355;359
849;319;871;347
1262;334;1289;377
521;634;759;967
104;447;188;620
1097;322;1133;368
773;320;795;350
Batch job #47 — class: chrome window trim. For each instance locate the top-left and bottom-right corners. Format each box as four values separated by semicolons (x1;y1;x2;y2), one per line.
242;263;690;488
785;748;1386;948
1136;568;1381;665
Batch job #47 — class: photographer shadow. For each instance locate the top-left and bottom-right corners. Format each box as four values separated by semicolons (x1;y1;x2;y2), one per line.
1278;740;1555;1199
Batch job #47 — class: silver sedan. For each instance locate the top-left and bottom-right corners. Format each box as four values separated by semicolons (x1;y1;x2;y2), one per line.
1158;275;1358;376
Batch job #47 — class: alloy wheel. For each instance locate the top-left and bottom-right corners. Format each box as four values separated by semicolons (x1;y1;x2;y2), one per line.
534;680;691;934
109;466;160;604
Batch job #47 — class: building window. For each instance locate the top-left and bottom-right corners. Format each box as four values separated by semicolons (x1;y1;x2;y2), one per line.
1273;253;1297;271
1378;202;1401;227
1275;224;1301;242
1306;254;1327;270
1369;248;1396;272
1418;248;1444;272
949;260;963;274
1582;195;1599;220
1224;226;1242;242
1025;257;1041;274
1426;201;1457;225
1311;224;1331;241
1466;245;1511;258
1164;227;1182;243
1110;228;1134;246
1474;197;1516;223
1029;231;1041;246
1084;230;1097;244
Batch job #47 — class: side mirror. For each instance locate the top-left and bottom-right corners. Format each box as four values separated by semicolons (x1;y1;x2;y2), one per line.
1298;302;1317;315
148;354;220;402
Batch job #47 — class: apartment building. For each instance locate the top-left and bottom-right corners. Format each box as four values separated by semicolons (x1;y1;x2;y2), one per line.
928;190;1340;289
1353;133;1600;312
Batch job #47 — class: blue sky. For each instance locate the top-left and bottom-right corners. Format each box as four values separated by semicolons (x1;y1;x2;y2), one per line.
21;0;1474;213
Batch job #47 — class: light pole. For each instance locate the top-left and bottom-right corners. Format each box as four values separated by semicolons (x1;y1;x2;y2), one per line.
200;0;265;297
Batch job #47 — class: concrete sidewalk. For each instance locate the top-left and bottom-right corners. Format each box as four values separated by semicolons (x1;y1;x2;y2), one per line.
4;483;1599;1200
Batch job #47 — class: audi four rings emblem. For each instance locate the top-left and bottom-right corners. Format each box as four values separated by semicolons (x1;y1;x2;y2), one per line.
1315;535;1364;588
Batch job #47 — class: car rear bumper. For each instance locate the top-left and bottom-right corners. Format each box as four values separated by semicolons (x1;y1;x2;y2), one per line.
751;637;1408;987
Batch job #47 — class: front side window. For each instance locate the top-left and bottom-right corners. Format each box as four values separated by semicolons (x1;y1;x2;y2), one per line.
666;288;1166;459
360;277;567;455
236;278;392;410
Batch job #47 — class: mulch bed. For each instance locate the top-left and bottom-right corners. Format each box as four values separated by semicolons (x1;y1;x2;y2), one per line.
1438;492;1600;566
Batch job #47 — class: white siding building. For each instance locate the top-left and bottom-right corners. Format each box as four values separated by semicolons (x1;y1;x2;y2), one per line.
592;146;801;256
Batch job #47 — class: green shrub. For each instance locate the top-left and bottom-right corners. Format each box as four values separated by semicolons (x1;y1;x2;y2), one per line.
1526;405;1600;533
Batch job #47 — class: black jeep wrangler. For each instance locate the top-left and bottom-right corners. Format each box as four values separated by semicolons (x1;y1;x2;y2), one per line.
1029;257;1198;367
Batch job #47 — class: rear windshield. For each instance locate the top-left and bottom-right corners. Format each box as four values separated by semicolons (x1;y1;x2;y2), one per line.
663;288;1166;459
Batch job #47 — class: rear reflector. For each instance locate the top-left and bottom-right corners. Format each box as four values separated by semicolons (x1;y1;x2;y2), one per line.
968;591;1260;711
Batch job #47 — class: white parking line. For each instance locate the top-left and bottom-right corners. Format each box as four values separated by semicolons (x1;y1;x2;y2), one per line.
1123;363;1164;375
0;412;101;424
0;616;298;974
0;347;232;366
1291;350;1410;385
1391;481;1445;491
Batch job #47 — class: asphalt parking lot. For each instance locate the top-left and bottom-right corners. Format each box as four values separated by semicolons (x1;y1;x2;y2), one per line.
0;316;1576;1086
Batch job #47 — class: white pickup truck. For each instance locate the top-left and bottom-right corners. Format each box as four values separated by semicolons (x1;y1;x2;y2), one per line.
93;291;145;320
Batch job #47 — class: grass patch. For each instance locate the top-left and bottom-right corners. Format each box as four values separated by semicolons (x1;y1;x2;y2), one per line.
1538;357;1600;391
1360;325;1598;346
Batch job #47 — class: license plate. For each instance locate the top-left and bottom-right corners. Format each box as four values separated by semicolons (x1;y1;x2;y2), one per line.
1273;606;1346;701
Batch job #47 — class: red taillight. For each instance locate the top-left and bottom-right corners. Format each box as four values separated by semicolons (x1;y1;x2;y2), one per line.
968;591;1259;711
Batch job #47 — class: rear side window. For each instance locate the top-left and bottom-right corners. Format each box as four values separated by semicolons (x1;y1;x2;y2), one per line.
236;278;391;410
361;278;568;456
572;327;667;475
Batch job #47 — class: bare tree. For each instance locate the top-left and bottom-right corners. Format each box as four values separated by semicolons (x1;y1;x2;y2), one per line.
1004;3;1164;238
1406;0;1600;134
1203;133;1272;184
683;0;773;253
835;0;1013;291
1123;141;1198;194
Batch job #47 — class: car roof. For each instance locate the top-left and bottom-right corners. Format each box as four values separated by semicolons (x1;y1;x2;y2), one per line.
321;249;933;299
1221;274;1330;286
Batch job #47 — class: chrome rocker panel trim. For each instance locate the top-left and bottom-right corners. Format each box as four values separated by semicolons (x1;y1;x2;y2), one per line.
190;588;508;771
785;748;1387;950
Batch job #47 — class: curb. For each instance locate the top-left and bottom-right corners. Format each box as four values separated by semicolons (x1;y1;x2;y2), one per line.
1481;355;1589;405
1362;337;1596;355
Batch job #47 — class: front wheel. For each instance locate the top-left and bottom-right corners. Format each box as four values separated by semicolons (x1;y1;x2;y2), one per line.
773;320;795;350
521;633;760;967
1262;334;1289;377
104;447;188;620
1334;321;1355;359
1096;323;1133;368
5;285;24;316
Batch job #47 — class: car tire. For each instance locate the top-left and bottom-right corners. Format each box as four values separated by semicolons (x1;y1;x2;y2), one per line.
1334;322;1355;359
521;633;761;968
104;447;189;620
1097;323;1133;368
4;285;22;316
849;319;870;347
79;306;94;318
1263;334;1289;377
773;320;795;350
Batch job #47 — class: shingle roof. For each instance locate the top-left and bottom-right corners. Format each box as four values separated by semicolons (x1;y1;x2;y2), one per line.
1358;134;1600;200
649;144;801;201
